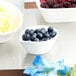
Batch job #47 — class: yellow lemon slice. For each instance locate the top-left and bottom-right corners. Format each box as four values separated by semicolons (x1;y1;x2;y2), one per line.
0;13;12;33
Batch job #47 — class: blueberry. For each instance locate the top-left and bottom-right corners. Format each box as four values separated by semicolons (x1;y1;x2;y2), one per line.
30;37;34;41
29;29;34;35
37;32;43;39
40;28;46;34
51;31;57;38
34;38;39;42
49;32;53;36
42;38;47;41
43;31;50;38
22;34;27;41
43;37;50;41
26;34;30;39
22;34;30;41
34;29;41;33
48;27;53;33
25;29;30;34
49;36;52;40
30;36;36;41
31;33;37;39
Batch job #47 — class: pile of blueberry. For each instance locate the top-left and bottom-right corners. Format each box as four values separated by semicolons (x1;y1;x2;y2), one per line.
40;0;76;8
22;27;57;42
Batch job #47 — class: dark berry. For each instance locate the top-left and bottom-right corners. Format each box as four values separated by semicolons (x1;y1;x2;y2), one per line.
43;31;50;38
26;34;30;39
53;3;62;8
37;32;43;39
49;32;52;36
48;27;53;33
51;31;57;38
22;34;26;41
72;4;76;7
40;28;46;34
29;29;34;36
71;0;76;4
42;38;47;41
47;0;55;8
42;37;49;41
34;38;39;42
40;0;76;8
40;2;49;8
25;29;30;34
63;2;71;8
49;36;52;39
31;37;35;41
31;33;37;39
66;0;71;2
57;0;62;3
59;3;64;8
34;29;41;33
22;34;30;41
22;27;57;42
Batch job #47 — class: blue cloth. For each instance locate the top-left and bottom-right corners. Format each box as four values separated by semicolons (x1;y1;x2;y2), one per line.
23;55;71;76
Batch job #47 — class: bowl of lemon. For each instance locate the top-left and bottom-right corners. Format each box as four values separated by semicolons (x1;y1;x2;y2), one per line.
0;1;23;43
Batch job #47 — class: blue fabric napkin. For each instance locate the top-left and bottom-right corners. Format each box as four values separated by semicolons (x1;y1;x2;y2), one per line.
23;55;71;76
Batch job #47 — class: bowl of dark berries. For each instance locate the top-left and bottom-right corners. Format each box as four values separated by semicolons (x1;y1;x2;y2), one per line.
36;0;76;23
19;25;58;54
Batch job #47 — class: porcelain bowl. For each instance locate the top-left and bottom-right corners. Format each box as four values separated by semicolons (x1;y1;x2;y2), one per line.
19;25;58;54
0;1;23;43
36;0;76;23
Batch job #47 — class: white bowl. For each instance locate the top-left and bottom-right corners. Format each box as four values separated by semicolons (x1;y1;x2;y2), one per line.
36;0;76;23
19;25;58;54
0;1;23;43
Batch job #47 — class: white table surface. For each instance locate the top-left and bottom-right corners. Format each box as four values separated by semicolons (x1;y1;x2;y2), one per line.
0;9;76;69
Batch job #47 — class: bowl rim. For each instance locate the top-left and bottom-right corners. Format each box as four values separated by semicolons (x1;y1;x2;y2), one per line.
0;0;23;35
36;0;76;10
19;25;59;43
